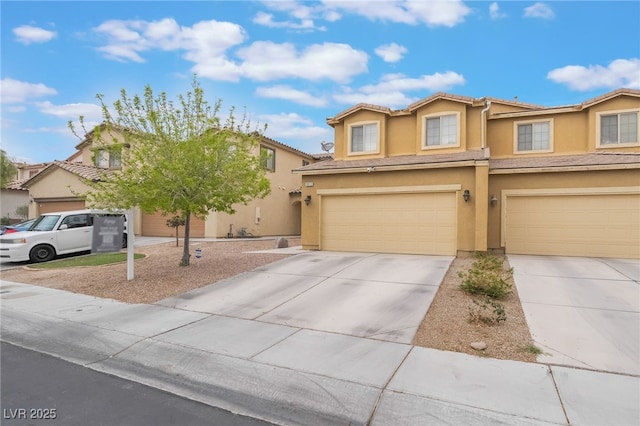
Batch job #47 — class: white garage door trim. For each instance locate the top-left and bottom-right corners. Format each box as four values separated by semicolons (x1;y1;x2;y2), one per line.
317;184;461;196
501;186;640;257
319;185;460;255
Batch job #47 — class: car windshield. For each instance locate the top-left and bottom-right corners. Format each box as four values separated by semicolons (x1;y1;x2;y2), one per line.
30;215;61;231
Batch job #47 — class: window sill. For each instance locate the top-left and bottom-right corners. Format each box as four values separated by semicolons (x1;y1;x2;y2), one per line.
596;142;640;149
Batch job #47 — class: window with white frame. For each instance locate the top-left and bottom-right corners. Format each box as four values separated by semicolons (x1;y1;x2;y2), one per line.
599;111;639;145
516;120;552;152
423;113;459;148
349;122;378;154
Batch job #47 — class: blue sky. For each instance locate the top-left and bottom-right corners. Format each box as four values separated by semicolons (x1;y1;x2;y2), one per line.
1;1;639;164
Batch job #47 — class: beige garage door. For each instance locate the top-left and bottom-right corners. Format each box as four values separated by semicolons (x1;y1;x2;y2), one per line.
141;212;205;237
505;194;640;258
321;192;457;255
37;200;85;215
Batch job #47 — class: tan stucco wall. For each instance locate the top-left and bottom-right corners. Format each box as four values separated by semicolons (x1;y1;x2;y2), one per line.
0;189;29;219
213;143;308;237
27;169;92;217
300;167;481;252
488;111;590;158
486;168;640;250
587;96;640;152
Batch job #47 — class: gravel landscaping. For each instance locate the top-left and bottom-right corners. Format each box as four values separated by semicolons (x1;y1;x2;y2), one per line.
1;238;536;362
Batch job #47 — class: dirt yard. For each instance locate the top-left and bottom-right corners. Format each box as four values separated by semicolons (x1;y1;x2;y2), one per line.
1;239;536;362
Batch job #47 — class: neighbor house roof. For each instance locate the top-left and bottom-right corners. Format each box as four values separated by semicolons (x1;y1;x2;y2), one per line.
4;180;28;190
22;160;114;187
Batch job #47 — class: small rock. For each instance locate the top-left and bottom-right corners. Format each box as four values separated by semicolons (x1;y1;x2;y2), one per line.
470;341;487;351
275;237;289;248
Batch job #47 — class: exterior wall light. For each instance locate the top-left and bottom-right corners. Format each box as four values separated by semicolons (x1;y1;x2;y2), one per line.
463;189;470;203
490;195;498;206
304;195;312;206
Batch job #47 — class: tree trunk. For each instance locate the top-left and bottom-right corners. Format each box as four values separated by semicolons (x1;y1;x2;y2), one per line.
180;212;191;266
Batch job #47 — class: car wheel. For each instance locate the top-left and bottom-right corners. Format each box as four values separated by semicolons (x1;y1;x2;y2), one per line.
122;233;128;249
29;244;56;263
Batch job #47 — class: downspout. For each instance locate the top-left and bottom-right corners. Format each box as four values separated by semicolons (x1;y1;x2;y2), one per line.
481;100;491;149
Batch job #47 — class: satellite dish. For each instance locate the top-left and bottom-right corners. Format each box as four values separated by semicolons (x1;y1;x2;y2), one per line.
320;141;334;153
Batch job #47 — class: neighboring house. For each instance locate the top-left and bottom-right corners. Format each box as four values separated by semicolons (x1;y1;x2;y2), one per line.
294;88;640;259
24;127;325;238
12;162;49;181
1;181;29;222
0;162;49;221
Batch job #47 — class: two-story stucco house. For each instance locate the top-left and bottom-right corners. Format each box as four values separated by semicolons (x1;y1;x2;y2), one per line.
23;128;323;238
295;88;640;259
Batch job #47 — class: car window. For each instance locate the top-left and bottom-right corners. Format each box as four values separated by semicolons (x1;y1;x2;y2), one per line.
31;215;61;231
60;214;90;229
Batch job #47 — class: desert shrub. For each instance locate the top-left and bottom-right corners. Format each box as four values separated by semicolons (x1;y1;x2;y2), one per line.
468;296;507;324
458;252;513;299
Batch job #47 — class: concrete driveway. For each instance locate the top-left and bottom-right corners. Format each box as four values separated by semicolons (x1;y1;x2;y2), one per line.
508;255;640;376
159;251;453;344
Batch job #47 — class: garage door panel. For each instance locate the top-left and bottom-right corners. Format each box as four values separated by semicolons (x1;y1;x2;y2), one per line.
321;192;457;256
38;200;86;214
141;212;205;238
505;194;639;259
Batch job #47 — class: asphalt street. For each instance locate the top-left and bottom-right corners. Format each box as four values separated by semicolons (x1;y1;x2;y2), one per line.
1;342;272;426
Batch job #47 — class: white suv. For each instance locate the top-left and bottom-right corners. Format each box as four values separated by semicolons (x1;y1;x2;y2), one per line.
0;209;127;263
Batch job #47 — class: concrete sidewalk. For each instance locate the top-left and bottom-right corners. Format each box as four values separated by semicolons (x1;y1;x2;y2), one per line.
2;281;638;425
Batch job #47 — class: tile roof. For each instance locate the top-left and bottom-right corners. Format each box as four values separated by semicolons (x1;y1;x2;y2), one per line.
294;150;488;172
490;152;640;171
4;180;28;190
23;161;114;187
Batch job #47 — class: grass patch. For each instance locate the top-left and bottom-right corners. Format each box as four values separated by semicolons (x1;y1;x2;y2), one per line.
30;252;145;269
524;342;544;355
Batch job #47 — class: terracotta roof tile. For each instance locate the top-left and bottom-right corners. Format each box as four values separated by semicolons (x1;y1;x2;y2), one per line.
294;150;488;172
4;180;28;190
22;161;114;187
490;152;640;170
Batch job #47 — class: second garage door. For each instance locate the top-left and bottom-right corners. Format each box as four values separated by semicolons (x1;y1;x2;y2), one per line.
505;193;640;259
321;192;457;255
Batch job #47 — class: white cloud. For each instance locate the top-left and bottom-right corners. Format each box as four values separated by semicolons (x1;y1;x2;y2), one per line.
547;58;640;91
256;85;328;107
253;1;331;31
0;78;57;104
259;112;332;153
237;41;368;83
322;0;471;27
13;25;57;44
489;2;507;19
93;18;246;80
334;71;466;108
253;11;324;31
375;43;408;63
524;3;554;19
34;101;103;121
93;18;367;83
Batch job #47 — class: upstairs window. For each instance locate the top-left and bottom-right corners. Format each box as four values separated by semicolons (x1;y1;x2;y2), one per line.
349;122;379;154
261;146;276;171
516;120;552;152
94;148;122;169
423;113;459;148
95;149;108;168
599;111;638;146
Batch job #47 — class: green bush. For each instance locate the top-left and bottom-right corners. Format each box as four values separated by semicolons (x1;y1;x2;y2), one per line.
468;296;507;324
458;252;513;299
